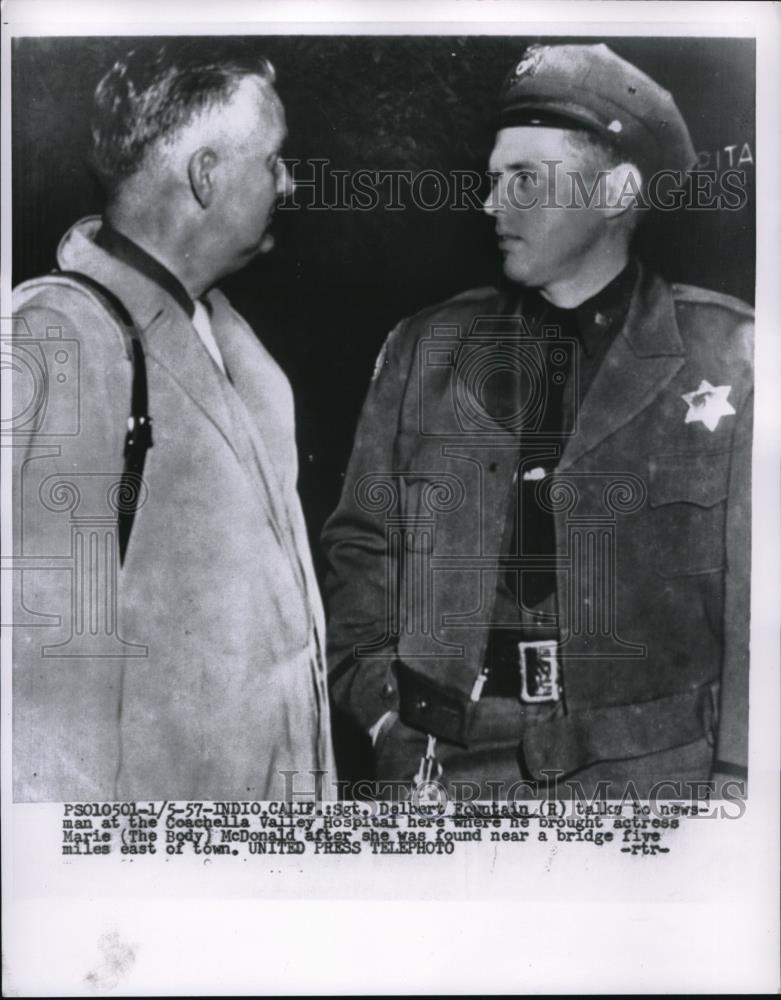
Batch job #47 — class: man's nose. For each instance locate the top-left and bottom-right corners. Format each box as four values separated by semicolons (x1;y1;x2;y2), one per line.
482;173;501;217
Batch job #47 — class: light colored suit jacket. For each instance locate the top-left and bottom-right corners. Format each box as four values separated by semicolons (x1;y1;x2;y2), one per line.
12;216;334;801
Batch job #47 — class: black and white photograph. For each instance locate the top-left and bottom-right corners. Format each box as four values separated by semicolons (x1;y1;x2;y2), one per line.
2;0;779;995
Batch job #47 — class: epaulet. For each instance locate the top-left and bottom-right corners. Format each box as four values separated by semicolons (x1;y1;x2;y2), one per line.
375;286;502;375
435;285;500;309
422;284;500;312
407;285;502;328
671;283;754;320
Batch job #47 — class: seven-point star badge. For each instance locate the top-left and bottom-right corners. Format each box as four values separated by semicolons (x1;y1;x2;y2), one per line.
681;380;736;432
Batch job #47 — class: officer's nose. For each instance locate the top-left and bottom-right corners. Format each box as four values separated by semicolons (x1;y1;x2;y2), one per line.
482;172;502;218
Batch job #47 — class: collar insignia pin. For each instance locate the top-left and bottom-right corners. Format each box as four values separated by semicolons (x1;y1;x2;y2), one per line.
681;380;736;432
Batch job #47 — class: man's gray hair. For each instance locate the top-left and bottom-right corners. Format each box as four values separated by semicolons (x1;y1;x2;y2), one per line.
91;41;276;194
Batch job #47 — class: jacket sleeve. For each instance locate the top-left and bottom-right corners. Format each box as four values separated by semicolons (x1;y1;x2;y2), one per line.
320;319;415;733
11;292;130;800
714;386;752;776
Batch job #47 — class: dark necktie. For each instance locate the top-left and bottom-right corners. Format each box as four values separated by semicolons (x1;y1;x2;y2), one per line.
487;303;575;613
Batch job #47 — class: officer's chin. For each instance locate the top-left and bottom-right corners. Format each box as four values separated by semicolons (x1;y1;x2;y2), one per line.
501;254;531;286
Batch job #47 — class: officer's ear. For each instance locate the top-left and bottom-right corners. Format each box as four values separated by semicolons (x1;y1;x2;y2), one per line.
604;161;645;219
188;147;219;209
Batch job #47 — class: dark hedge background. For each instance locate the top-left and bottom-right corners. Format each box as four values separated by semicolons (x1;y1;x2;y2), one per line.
12;35;755;779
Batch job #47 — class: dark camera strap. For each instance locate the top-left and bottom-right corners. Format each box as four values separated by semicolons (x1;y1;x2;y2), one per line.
55;270;153;565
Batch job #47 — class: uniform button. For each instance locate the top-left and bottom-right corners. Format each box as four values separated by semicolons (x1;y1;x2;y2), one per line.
381;682;395;700
416;698;428;713
489;462;498;472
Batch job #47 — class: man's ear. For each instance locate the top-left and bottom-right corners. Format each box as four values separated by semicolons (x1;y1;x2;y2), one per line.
604;162;644;219
188;147;218;208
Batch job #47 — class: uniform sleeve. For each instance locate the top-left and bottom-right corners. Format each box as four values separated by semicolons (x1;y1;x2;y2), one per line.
320;320;414;733
714;386;752;776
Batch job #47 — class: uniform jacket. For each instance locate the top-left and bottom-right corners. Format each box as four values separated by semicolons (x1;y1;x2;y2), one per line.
322;263;753;780
12;217;334;802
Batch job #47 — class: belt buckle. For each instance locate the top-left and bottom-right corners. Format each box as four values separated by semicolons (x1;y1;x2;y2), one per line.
518;639;562;704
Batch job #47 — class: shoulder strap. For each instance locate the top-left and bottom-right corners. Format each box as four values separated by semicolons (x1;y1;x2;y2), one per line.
56;270;153;566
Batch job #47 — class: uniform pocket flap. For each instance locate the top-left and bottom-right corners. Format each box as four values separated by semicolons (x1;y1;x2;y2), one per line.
649;450;730;509
395;660;475;747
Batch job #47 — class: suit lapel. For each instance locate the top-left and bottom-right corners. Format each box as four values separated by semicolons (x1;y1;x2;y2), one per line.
204;291;293;499
58;218;242;463
559;266;686;471
142;309;243;464
206;293;324;632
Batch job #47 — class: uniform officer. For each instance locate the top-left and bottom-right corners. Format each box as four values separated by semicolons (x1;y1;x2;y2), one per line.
322;44;752;800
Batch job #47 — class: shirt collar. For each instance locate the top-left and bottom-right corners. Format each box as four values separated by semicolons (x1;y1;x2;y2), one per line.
520;259;638;357
573;259;638;355
94;223;196;319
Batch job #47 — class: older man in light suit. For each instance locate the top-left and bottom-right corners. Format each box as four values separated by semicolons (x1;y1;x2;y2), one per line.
12;43;334;801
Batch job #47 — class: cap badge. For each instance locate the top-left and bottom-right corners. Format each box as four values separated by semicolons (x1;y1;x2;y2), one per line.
514;46;545;79
681;380;736;432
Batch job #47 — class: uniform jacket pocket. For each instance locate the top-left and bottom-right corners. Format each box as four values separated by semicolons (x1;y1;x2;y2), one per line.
647;450;730;577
